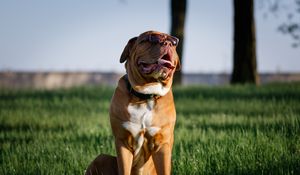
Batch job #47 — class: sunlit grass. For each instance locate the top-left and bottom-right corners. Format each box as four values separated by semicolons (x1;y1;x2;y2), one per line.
0;83;299;174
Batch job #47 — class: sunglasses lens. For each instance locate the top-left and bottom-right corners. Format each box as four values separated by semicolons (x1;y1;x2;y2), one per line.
148;34;179;46
149;34;162;43
169;36;179;46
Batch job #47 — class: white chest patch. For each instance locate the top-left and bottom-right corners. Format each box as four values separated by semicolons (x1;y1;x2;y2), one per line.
137;83;170;96
122;99;161;155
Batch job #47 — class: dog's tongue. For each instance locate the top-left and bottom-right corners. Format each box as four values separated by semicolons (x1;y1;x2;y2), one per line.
139;56;175;74
158;59;175;69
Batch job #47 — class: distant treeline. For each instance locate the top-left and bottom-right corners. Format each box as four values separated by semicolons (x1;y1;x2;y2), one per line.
0;71;299;89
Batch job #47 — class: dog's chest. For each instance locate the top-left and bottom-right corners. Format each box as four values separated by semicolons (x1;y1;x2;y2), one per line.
122;99;160;155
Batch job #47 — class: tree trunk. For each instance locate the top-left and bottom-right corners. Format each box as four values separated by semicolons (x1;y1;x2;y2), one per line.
171;0;187;85
231;0;259;84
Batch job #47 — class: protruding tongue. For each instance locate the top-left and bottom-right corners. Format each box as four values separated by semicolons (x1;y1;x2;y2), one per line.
158;59;175;69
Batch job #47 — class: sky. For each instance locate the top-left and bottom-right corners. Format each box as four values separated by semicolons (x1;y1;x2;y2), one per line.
0;0;299;74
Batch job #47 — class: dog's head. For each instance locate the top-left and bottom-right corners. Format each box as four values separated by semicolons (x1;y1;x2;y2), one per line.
120;31;180;96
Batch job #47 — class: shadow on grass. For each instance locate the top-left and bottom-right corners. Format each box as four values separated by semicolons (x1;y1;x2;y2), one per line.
173;83;300;102
0;122;75;133
0;86;114;101
176;120;300;138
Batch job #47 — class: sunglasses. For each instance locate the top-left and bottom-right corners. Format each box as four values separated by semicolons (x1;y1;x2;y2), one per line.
141;33;179;46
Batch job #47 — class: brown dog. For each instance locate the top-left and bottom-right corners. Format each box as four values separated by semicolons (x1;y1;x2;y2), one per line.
86;31;180;175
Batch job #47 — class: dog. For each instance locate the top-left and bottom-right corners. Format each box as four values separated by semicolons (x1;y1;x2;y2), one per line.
85;31;180;175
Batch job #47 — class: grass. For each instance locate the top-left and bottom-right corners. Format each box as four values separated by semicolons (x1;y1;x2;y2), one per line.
0;83;300;174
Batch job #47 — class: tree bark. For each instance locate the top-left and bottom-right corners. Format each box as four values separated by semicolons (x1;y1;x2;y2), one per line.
171;0;187;85
231;0;259;84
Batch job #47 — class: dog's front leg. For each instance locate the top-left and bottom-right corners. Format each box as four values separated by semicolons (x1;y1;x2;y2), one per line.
115;139;133;175
152;143;172;175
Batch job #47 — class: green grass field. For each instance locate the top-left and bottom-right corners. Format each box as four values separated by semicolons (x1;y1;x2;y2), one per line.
1;83;300;175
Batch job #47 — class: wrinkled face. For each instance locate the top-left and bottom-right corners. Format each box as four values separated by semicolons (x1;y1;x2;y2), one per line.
120;31;180;83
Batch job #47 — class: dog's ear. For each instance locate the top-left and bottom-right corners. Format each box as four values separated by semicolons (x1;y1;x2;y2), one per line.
176;58;181;71
120;37;138;63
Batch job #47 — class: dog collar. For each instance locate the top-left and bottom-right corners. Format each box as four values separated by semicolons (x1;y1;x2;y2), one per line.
124;75;158;100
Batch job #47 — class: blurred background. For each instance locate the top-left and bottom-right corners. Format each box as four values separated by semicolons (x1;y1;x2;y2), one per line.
0;0;299;89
